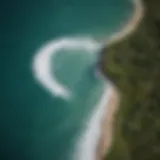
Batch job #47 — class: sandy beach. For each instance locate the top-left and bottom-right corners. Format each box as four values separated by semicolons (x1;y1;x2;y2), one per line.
97;0;144;159
107;0;144;46
96;85;120;160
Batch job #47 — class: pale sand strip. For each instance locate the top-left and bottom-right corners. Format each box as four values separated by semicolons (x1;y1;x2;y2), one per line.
97;0;144;159
96;85;120;160
107;0;144;46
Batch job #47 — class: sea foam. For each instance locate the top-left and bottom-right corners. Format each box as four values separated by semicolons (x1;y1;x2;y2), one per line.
32;37;101;100
72;84;111;160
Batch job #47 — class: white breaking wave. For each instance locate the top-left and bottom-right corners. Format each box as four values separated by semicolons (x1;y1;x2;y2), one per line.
32;37;101;100
73;84;111;160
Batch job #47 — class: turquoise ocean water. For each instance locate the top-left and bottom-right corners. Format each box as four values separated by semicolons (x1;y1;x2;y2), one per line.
3;0;133;160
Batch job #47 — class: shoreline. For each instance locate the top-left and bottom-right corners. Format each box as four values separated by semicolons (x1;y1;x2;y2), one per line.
97;0;144;159
96;85;119;160
106;0;144;46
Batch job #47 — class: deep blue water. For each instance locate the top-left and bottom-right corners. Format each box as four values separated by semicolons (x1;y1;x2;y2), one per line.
2;0;133;160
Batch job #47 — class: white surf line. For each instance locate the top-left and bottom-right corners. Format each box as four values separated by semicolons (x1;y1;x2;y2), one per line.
106;0;144;46
32;37;101;100
73;84;112;160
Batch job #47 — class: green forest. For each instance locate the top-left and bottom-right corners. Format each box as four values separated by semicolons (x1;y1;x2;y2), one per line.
102;0;160;159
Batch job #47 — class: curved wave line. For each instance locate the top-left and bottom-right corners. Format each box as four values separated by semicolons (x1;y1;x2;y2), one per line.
32;37;101;100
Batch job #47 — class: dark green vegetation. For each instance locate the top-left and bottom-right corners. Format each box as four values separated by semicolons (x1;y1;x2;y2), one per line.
102;0;160;159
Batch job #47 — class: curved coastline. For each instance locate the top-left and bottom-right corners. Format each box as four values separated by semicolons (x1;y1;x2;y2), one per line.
31;0;144;159
97;0;144;159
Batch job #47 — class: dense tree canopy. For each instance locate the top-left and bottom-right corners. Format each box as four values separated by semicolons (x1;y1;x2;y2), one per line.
103;0;160;159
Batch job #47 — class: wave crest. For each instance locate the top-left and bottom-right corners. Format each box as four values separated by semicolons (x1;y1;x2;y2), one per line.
32;37;101;100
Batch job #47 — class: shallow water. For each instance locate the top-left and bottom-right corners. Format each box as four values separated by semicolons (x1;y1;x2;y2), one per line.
3;0;133;160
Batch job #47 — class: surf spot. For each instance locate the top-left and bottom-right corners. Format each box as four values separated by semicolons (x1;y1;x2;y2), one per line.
32;37;101;100
73;84;111;160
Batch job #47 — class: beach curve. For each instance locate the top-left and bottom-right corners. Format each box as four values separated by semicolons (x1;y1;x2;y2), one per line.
97;0;145;159
31;0;144;159
32;37;100;100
